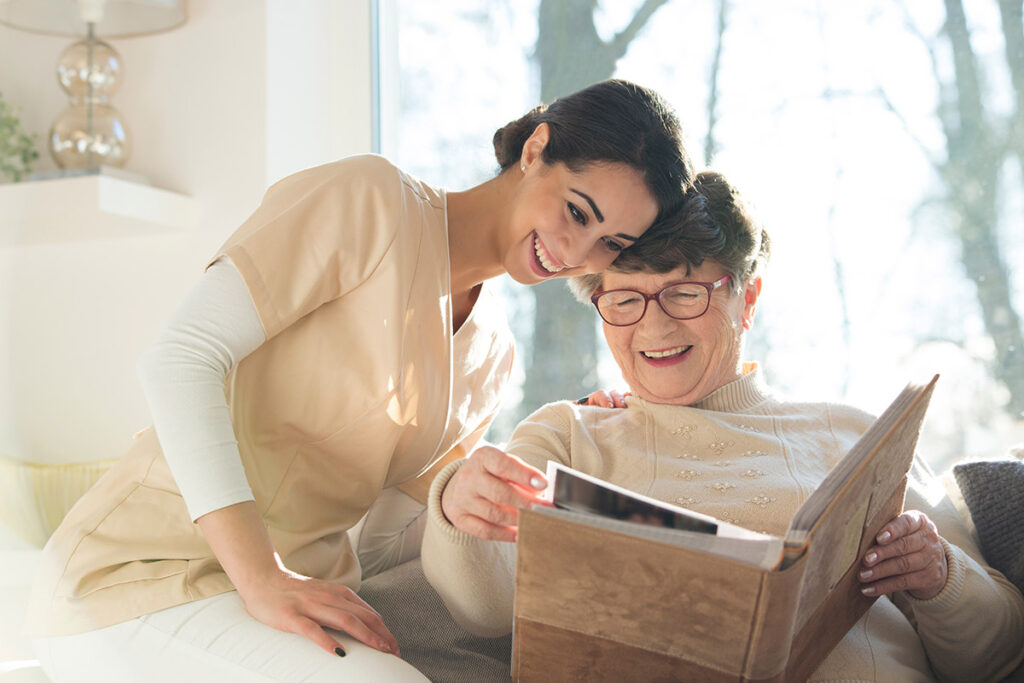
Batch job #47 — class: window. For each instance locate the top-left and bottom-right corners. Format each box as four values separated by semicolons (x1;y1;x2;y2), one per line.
376;0;1024;471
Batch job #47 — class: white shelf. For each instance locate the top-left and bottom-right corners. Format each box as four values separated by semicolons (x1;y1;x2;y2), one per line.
0;173;197;246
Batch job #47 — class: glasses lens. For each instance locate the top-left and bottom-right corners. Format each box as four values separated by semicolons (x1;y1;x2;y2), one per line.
596;290;646;325
658;283;709;319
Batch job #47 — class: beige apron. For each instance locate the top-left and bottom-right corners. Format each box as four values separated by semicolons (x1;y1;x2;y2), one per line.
27;155;514;636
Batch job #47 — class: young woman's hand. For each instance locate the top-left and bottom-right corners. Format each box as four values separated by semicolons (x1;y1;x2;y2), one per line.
197;501;399;658
440;445;548;542
576;389;630;408
237;559;400;658
858;510;948;600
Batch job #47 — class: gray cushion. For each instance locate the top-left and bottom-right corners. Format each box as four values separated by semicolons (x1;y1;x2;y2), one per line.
952;456;1024;683
953;458;1024;594
358;558;513;683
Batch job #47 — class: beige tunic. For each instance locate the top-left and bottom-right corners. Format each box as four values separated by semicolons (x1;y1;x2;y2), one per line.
27;155;515;636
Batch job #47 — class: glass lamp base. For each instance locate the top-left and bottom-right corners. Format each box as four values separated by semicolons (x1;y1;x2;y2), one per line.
49;30;131;170
49;102;131;170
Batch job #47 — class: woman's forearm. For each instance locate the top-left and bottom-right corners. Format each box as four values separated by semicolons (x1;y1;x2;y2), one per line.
421;459;519;637
909;542;1024;682
196;501;281;595
902;483;1024;680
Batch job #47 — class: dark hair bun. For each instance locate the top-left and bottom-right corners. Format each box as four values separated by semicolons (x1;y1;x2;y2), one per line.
492;106;546;170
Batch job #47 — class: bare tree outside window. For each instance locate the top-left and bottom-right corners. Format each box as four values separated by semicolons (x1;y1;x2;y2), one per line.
385;0;1024;471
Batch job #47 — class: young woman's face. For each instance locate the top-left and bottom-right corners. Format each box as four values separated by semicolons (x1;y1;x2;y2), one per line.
503;138;659;284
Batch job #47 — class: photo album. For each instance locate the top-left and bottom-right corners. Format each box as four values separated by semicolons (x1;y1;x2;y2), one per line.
513;376;939;683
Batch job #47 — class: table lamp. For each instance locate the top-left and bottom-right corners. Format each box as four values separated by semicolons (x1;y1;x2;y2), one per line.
0;0;186;172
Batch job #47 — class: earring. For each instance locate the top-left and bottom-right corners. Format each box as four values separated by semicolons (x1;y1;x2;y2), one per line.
521;163;526;172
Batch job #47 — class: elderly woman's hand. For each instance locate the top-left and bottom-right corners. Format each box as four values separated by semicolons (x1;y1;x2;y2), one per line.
440;446;548;543
859;510;948;600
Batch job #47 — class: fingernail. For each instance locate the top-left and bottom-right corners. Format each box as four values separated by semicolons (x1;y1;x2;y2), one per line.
861;586;876;596
530;476;545;489
335;646;346;658
866;551;878;564
859;569;872;580
877;530;891;543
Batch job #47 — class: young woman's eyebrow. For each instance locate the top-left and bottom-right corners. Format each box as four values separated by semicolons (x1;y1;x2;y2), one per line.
570;189;605;222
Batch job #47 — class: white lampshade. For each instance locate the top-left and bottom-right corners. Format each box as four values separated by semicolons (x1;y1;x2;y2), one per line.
0;0;185;38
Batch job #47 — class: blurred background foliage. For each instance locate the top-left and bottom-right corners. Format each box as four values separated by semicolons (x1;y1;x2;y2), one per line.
0;89;38;182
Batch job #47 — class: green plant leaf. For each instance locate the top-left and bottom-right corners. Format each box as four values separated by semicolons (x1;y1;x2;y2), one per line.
0;90;39;182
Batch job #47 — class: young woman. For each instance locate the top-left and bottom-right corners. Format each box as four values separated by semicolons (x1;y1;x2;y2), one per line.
26;79;697;682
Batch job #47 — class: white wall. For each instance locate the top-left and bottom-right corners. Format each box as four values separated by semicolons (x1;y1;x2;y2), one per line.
0;0;373;467
266;0;374;185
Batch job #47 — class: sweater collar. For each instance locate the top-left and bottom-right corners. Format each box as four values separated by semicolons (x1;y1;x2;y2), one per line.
630;362;773;414
693;362;773;412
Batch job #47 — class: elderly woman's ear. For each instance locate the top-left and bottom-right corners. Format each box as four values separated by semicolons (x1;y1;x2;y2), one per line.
741;277;762;330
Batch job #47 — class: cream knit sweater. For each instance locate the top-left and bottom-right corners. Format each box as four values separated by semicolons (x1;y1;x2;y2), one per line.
421;366;1024;683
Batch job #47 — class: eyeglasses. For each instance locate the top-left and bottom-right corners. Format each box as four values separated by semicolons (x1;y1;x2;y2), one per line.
590;275;733;326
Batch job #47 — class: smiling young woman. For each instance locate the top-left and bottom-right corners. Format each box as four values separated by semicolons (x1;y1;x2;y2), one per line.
26;79;702;682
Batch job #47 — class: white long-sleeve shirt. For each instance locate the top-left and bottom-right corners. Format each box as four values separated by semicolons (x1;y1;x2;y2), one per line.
136;258;265;521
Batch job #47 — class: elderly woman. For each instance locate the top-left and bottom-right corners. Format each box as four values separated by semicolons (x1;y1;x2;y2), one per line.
420;171;1024;682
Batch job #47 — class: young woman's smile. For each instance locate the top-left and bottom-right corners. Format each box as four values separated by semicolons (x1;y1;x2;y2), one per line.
529;231;568;277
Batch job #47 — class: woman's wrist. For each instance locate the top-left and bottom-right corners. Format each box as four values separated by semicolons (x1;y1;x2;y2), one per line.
196;500;286;594
431;458;467;525
905;538;963;608
231;552;292;599
440;478;457;523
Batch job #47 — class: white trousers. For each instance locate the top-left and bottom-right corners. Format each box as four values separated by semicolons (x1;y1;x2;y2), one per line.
33;589;429;683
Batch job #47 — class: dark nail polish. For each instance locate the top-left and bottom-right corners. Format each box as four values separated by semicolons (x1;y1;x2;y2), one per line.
335;646;346;657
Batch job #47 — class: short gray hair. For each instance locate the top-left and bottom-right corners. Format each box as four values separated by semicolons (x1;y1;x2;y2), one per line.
569;170;770;303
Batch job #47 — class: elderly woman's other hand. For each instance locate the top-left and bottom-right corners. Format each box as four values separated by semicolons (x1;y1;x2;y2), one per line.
859;510;948;600
440;446;549;543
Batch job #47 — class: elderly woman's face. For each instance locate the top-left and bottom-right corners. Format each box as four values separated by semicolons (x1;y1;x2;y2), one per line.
601;261;759;406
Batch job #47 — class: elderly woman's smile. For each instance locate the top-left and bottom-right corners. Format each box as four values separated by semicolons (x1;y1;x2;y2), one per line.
601;264;757;406
639;344;692;363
